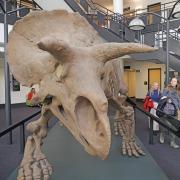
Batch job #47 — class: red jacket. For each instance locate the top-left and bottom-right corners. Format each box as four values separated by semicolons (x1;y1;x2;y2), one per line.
143;96;154;111
27;92;34;100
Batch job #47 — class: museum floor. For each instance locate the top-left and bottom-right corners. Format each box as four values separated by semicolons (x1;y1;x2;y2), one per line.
0;104;180;180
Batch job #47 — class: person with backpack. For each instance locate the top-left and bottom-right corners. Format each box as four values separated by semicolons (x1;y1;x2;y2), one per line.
177;82;180;120
146;82;161;132
159;77;180;148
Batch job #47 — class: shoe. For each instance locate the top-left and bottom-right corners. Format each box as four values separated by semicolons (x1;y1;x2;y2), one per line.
170;141;179;149
159;133;164;144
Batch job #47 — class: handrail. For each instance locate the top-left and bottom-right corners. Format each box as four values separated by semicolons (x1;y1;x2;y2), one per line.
0;0;42;14
90;0;177;19
0;110;41;138
1;0;179;146
0;109;41;153
78;0;180;43
88;0;124;19
0;1;43;139
32;0;43;10
18;0;43;10
122;1;177;18
126;97;180;143
0;0;43;152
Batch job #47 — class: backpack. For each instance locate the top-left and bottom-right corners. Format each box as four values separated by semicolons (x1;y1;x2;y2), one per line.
156;97;177;117
143;96;154;112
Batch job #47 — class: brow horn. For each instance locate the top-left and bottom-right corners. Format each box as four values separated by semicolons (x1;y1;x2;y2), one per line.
90;43;158;62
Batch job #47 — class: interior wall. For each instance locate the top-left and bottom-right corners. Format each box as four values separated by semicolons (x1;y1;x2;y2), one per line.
35;0;73;11
123;0;173;10
124;60;165;99
0;60;38;104
86;0;174;11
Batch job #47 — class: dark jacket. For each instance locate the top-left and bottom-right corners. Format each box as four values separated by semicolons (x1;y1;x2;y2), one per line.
163;88;180;110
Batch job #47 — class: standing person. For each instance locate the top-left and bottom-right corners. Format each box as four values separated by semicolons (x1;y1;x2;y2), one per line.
177;82;180;120
174;71;180;82
147;82;161;132
159;77;180;148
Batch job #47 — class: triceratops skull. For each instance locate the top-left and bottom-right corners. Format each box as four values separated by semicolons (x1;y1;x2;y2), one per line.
7;10;156;160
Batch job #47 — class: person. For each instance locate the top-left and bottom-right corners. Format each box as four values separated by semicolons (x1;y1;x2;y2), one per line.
159;77;180;148
174;71;180;82
146;82;161;132
177;82;180;120
26;88;36;106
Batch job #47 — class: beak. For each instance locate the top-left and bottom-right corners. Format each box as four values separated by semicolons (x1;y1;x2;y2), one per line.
75;96;111;160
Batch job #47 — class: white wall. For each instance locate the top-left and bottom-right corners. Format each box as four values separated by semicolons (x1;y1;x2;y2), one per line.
35;0;73;11
0;60;39;104
124;60;166;99
124;0;174;10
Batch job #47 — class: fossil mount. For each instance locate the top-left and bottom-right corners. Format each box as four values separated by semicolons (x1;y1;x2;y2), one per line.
7;10;157;180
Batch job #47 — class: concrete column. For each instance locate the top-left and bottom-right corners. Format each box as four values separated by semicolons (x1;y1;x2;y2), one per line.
113;0;123;14
113;0;124;74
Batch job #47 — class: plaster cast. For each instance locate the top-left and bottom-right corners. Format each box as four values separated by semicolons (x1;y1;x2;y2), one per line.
7;10;157;180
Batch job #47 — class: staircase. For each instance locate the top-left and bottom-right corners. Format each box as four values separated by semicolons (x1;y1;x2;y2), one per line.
64;0;180;72
0;0;180;71
0;0;42;24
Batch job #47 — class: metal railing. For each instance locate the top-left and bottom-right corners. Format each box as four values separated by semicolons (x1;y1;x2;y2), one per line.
76;0;180;51
0;0;42;14
1;98;179;155
17;0;43;10
127;97;180;144
0;0;179;154
123;1;177;19
0;0;43;153
0;0;42;144
0;110;41;153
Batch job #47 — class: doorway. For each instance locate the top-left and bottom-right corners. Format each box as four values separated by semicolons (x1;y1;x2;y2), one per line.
148;68;161;90
124;70;136;97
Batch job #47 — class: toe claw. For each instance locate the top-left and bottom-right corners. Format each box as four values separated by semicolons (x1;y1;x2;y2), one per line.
44;175;50;180
17;176;25;180
24;164;33;178
32;162;41;179
132;150;139;157
25;176;33;180
18;167;24;180
44;159;53;175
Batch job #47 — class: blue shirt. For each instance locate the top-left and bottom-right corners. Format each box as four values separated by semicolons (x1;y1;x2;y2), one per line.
147;90;161;103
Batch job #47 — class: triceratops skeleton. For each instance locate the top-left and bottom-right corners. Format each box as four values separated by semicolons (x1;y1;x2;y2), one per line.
7;10;157;180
